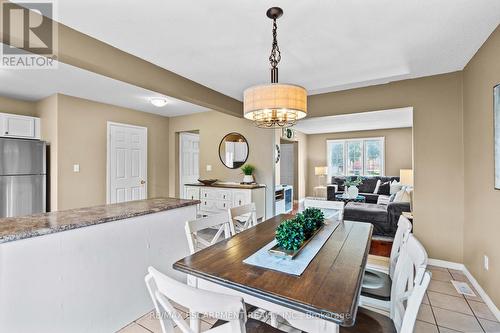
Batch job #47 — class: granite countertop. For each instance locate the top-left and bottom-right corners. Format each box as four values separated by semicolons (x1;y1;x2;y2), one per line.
185;182;266;189
0;198;199;244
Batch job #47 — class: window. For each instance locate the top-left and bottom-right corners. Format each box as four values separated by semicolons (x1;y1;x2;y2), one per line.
327;137;385;177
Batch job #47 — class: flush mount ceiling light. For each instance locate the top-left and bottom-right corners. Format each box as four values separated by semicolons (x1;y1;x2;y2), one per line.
243;7;307;129
150;97;169;107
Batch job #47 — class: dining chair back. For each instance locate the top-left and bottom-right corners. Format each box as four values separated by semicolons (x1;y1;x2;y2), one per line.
390;234;428;330
341;270;431;333
398;271;431;333
303;198;344;220
228;203;257;234
185;212;232;254
145;267;246;333
389;216;413;278
360;215;413;305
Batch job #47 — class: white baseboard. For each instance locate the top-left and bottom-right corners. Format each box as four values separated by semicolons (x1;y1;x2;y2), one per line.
428;258;500;322
427;258;464;271
462;267;500;322
298;198;305;209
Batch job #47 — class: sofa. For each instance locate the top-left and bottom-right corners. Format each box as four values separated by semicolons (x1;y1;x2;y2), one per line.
327;176;411;237
343;200;410;237
327;176;400;203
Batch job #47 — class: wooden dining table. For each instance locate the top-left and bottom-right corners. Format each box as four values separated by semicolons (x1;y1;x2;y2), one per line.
173;214;373;333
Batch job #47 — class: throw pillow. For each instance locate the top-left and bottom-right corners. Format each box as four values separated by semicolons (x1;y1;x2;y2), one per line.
390;180;403;195
373;179;381;194
377;195;390;206
394;187;411;203
378;181;391;195
333;177;346;191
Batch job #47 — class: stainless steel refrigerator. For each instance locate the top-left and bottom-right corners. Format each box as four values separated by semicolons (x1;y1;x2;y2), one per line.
0;138;46;218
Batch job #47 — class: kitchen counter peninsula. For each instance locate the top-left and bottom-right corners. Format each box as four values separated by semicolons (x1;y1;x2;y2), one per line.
0;197;198;244
0;197;198;333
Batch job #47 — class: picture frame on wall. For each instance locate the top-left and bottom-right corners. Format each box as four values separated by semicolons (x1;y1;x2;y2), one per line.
495;84;500;190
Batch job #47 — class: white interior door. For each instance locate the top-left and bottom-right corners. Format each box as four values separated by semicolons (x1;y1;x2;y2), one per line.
179;132;199;197
107;122;147;204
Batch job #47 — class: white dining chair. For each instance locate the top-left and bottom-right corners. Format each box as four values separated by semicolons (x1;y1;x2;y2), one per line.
303;197;344;220
145;267;282;333
227;203;257;234
185;212;232;255
340;270;431;333
361;216;412;296
360;231;427;312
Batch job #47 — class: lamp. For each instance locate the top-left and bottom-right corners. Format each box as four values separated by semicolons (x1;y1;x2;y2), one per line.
314;166;328;198
243;7;307;128
400;169;414;186
315;166;328;177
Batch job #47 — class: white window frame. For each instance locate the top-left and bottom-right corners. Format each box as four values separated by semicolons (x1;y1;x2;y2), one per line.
326;137;385;179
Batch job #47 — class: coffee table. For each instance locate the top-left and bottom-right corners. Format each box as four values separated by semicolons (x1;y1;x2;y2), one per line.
335;194;366;203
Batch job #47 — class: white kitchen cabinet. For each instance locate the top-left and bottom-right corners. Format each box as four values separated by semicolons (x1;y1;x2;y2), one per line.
0;112;41;139
184;184;266;220
184;186;200;201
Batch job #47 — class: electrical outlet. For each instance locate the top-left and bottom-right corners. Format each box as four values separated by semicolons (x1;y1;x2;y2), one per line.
206;165;212;172
73;164;80;173
484;255;489;271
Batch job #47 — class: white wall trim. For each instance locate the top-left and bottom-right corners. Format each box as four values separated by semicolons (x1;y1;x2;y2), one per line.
298;198;305;210
428;258;500;322
462;266;500;322
427;258;464;271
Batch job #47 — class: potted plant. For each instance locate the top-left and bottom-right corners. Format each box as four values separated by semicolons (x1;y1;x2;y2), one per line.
273;208;325;256
344;176;363;199
241;164;255;183
275;219;305;251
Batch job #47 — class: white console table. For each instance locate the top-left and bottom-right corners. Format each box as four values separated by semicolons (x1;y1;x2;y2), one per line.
184;183;266;220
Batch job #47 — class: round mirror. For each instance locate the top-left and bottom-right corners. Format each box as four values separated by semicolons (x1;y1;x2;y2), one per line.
218;132;249;169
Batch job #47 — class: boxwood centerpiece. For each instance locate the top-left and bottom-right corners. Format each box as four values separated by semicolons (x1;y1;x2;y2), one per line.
274;208;325;254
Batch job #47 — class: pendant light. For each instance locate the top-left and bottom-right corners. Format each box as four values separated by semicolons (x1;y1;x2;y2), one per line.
243;7;307;128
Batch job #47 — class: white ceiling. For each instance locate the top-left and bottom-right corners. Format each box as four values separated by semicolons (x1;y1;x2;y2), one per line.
41;0;500;100
294;107;413;134
0;58;210;117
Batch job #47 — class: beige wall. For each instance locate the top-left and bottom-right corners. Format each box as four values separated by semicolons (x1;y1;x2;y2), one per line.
463;26;500;305
36;95;59;210
0;95;36;116
0;93;170;211
55;94;170;210
308;72;464;263
306;128;413;196
168;111;275;217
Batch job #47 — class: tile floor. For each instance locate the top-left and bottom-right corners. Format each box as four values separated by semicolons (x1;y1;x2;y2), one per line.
117;263;499;333
414;265;500;333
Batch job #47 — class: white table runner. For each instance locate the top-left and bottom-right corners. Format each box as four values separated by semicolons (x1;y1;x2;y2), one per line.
243;217;340;276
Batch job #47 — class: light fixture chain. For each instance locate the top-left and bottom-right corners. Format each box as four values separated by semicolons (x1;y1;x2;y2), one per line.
269;19;281;69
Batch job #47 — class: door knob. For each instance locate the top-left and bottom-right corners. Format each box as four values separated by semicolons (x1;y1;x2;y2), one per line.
140;180;146;185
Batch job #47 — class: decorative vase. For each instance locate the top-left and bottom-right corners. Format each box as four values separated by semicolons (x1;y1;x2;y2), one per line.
346;186;359;199
243;175;254;183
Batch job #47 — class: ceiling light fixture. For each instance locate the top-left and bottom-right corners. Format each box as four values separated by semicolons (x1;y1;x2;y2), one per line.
150;97;169;107
243;7;307;128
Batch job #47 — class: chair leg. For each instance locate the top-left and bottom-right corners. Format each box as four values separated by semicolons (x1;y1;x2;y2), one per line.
270;312;278;327
190;312;201;333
